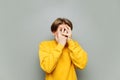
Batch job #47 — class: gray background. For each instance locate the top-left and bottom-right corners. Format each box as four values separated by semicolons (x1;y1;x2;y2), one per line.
0;0;120;80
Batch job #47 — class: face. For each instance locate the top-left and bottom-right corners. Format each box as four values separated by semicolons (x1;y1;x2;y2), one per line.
53;24;69;36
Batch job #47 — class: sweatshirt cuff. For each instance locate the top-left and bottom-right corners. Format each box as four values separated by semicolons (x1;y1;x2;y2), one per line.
68;39;74;45
56;43;64;51
68;39;76;50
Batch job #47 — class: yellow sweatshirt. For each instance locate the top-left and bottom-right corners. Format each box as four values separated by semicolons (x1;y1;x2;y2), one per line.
39;39;88;80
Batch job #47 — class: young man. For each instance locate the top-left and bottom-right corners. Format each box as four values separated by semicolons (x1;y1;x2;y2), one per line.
39;18;88;80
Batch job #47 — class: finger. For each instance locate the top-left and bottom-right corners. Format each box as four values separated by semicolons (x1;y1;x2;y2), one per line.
62;32;68;37
61;27;68;34
62;27;64;33
66;25;71;30
66;26;71;33
64;26;69;31
64;29;68;34
66;26;71;34
66;26;69;30
62;28;68;35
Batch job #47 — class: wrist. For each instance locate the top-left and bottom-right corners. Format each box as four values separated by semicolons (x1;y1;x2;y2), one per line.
59;41;66;46
68;37;71;40
67;35;72;40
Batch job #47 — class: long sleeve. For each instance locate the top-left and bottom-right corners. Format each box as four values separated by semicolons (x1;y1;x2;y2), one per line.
39;41;64;73
68;39;88;69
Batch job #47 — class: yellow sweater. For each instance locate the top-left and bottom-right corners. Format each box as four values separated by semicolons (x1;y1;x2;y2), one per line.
39;39;88;80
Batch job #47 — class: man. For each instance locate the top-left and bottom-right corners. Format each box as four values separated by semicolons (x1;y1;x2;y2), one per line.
39;18;88;80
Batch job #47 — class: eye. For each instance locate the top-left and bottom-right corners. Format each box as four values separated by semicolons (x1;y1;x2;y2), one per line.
60;28;62;31
64;29;66;31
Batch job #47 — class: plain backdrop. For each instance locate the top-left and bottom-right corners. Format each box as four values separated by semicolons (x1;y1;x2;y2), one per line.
0;0;120;80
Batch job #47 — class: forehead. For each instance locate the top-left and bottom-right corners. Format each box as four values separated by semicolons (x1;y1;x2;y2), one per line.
58;24;68;28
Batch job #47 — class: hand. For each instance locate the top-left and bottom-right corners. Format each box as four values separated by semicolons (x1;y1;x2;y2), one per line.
55;28;67;46
61;26;72;40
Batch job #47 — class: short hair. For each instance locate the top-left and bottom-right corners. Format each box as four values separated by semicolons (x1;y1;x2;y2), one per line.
51;18;73;32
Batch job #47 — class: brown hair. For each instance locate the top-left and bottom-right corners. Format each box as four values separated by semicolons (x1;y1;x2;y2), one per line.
51;18;73;32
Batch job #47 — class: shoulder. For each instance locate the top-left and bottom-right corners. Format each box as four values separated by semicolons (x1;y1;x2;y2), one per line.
68;39;79;44
39;40;56;47
69;39;82;46
72;39;81;44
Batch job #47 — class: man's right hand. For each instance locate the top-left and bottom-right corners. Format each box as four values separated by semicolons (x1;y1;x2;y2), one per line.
55;28;67;46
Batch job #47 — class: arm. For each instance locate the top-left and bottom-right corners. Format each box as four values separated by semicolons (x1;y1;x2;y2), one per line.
39;42;64;73
68;39;88;69
39;26;67;73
